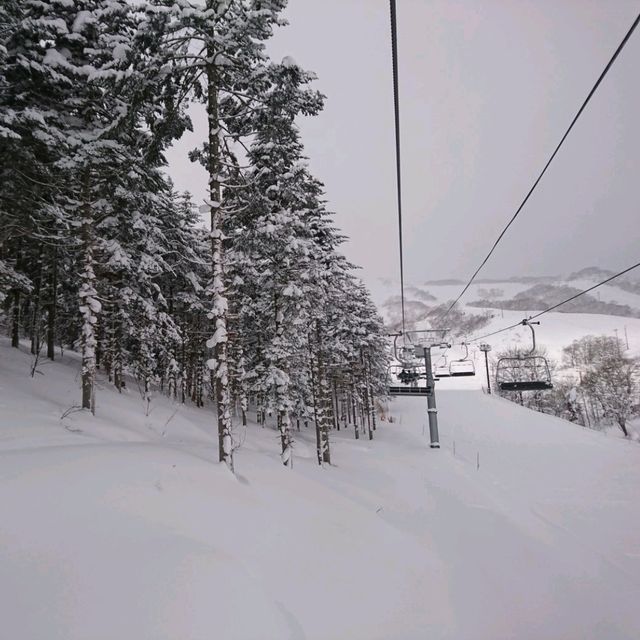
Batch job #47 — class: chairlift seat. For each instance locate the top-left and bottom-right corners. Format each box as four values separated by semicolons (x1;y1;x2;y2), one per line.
496;355;553;393
499;380;553;392
388;385;432;396
449;361;476;377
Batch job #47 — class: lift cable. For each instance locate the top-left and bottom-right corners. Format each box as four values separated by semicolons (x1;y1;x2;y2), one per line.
437;11;640;324
390;0;406;334
468;259;640;344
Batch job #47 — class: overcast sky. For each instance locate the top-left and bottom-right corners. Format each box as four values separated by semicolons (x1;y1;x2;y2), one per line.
166;0;640;288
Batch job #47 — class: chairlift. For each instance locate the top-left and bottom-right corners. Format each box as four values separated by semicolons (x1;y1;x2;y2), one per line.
434;355;451;378
496;320;553;392
386;329;451;395
386;333;432;396
449;342;476;377
389;363;423;384
387;363;431;396
391;333;421;367
434;364;451;378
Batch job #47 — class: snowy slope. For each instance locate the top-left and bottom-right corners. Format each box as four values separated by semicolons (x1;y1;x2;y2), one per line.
2;339;640;639
391;394;640;639
0;341;445;640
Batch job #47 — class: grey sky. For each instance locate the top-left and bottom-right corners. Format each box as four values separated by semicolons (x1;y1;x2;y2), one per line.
166;0;640;288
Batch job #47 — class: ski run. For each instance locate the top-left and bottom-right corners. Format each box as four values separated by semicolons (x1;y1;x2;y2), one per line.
2;339;640;639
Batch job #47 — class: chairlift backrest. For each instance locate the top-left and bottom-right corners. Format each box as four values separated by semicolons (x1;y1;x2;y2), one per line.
449;360;475;377
496;354;553;392
435;364;451;377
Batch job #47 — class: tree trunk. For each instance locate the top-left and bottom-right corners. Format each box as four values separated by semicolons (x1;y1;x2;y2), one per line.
273;299;293;467
180;333;186;404
364;383;373;441
11;243;21;349
351;383;359;440
315;323;331;464
308;335;322;465
618;418;629;438
279;409;293;467
367;355;377;431
11;288;20;348
79;171;98;413
30;245;43;355
112;300;124;392
47;245;57;360
206;49;232;471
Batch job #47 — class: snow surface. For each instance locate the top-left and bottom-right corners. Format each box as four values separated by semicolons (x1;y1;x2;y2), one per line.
2;338;640;639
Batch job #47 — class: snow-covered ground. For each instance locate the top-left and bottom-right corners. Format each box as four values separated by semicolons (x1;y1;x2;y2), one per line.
2;339;640;639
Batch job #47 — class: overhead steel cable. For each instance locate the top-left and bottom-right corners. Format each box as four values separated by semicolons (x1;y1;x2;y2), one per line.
468;260;640;343
390;0;406;334
438;11;640;323
468;320;525;344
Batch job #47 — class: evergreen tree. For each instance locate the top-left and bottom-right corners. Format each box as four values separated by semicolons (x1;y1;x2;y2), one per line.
143;0;322;468
1;0;392;472
227;60;323;465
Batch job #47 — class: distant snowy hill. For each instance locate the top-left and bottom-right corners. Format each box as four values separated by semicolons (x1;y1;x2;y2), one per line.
371;268;640;365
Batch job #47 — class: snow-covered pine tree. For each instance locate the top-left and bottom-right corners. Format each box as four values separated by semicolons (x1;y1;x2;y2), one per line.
226;59;323;466
303;200;353;460
142;1;234;466
1;0;391;471
143;0;323;469
303;202;389;451
47;0;153;412
1;0;188;410
331;277;389;440
157;191;211;403
0;0;71;355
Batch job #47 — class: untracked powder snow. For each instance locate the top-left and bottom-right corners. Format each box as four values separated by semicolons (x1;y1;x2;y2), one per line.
1;338;640;639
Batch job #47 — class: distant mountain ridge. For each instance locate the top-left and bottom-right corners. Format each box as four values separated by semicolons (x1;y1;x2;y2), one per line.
374;266;640;323
468;283;640;319
567;267;640;295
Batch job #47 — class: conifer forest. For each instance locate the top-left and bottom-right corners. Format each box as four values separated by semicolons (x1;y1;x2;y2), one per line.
0;1;390;470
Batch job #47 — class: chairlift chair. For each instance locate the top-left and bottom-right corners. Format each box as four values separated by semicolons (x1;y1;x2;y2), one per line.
387;363;431;396
390;363;423;385
387;333;432;396
392;333;421;367
449;342;476;377
434;365;450;378
496;320;553;392
434;355;451;378
449;360;476;376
